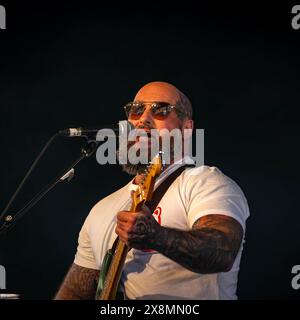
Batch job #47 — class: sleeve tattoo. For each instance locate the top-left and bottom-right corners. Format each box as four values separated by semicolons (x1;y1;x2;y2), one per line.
54;263;99;300
151;214;244;274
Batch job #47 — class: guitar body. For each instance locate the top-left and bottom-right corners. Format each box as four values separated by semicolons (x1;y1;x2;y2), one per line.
96;249;113;298
96;248;124;300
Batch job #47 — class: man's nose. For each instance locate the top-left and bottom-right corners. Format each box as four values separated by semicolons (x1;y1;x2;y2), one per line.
139;106;154;126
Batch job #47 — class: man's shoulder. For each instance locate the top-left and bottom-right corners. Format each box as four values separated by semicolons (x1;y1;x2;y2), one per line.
181;165;250;226
181;165;246;196
182;165;226;182
87;181;131;219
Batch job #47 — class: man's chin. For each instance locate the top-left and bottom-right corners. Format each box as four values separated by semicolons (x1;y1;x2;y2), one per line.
120;163;148;176
116;140;162;176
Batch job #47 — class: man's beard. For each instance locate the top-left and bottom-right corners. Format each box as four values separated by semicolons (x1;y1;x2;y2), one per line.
116;132;179;176
117;137;157;176
119;161;148;176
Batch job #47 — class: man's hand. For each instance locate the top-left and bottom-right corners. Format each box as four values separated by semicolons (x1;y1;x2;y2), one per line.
115;205;161;250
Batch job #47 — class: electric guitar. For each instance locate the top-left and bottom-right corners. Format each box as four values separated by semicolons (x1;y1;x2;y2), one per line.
95;154;162;300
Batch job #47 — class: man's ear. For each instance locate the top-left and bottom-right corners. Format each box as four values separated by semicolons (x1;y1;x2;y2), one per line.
183;119;193;130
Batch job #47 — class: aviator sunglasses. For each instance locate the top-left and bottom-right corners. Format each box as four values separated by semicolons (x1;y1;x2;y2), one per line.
124;101;185;120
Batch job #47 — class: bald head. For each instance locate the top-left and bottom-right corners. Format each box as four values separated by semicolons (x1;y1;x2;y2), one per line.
134;81;193;120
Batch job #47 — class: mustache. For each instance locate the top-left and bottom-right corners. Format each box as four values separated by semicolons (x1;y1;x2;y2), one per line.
126;127;159;149
132;125;156;140
134;121;155;130
135;125;155;132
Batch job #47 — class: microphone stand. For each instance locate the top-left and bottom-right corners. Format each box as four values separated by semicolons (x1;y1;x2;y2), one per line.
0;140;99;236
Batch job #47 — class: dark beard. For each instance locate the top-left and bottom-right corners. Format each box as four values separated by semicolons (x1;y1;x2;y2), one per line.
120;161;148;176
116;138;177;176
116;126;184;176
116;140;150;176
116;152;149;175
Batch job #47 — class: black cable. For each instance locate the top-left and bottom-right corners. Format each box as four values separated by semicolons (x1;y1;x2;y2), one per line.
0;133;59;224
0;140;99;236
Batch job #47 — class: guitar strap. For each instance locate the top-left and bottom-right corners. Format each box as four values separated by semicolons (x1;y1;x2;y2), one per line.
111;163;195;253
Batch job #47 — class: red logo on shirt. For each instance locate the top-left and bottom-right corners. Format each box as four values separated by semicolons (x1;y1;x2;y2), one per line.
141;206;162;253
153;206;162;225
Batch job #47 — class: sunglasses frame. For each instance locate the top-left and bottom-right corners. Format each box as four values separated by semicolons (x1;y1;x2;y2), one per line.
124;101;186;120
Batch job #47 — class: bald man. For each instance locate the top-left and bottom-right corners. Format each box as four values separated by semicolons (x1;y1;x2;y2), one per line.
55;82;249;300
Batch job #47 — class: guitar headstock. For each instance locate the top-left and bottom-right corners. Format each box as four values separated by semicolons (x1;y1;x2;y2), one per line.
131;153;162;209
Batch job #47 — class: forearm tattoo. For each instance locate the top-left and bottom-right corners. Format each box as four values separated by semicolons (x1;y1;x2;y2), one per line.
54;263;99;300
156;214;243;273
128;213;243;274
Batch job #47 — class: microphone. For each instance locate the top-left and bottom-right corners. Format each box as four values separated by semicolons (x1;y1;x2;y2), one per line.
58;120;134;140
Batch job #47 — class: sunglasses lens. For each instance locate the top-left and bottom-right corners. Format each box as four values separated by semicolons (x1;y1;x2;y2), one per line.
152;103;171;120
125;103;145;120
124;102;174;120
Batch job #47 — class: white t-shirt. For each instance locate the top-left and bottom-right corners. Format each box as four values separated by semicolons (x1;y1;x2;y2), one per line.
74;160;250;300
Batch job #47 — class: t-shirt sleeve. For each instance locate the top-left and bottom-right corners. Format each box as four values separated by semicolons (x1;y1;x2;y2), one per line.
185;167;250;231
74;216;99;270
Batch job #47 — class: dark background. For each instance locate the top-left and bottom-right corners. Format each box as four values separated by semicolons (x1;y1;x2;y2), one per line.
0;2;299;299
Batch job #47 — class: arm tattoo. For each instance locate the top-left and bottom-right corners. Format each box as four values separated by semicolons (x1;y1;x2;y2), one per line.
54;263;99;300
150;214;243;274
